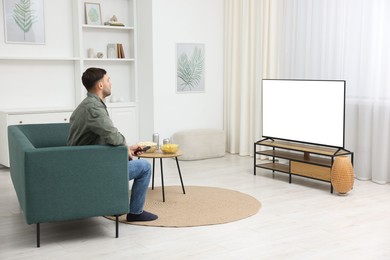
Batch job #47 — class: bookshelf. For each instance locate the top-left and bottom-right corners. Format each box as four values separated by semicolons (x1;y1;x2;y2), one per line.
76;0;139;144
77;0;137;105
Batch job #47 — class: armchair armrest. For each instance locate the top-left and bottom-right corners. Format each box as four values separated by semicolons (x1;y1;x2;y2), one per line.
24;145;129;224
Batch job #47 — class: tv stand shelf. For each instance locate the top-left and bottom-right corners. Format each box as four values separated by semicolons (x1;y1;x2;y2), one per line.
254;139;353;193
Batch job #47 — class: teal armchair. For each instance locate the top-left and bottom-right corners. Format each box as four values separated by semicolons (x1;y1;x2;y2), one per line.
8;123;129;247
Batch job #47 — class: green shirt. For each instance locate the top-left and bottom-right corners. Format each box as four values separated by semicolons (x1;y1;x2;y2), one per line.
67;92;127;146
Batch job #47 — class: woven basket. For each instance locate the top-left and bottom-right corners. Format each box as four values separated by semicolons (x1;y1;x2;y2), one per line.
331;156;354;195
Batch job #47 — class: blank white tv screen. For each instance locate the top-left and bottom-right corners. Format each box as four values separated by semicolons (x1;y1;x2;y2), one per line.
262;79;346;148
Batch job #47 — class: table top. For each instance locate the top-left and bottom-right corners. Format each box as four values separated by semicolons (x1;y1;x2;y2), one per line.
137;149;183;159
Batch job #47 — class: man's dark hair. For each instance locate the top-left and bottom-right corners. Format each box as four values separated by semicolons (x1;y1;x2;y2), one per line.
82;67;107;91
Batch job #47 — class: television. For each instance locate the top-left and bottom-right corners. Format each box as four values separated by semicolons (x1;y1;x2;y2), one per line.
262;79;346;148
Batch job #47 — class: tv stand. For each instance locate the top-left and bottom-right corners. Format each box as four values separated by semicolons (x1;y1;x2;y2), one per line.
254;139;353;193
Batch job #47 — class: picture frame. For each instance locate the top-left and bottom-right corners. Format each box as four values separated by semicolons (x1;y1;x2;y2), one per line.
176;43;205;93
85;2;102;25
107;43;117;59
3;0;45;44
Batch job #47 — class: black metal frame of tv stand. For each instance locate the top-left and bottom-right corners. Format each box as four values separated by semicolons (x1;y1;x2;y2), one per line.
254;138;353;193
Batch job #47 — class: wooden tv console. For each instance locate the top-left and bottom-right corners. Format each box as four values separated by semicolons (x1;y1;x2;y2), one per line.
254;139;353;193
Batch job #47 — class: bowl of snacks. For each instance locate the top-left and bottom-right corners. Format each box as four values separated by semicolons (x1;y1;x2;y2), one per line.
137;141;158;153
160;143;179;154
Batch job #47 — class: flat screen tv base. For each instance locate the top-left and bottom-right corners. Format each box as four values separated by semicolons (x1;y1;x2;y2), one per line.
254;138;353;193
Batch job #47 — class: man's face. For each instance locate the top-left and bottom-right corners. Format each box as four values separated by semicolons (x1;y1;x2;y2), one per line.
101;74;112;98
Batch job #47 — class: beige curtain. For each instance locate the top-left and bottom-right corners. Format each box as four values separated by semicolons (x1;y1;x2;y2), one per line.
223;0;263;156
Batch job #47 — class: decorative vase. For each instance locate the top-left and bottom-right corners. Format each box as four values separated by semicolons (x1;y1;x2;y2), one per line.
331;156;354;195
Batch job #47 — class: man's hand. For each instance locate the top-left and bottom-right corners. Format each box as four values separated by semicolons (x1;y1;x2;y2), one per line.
128;144;142;160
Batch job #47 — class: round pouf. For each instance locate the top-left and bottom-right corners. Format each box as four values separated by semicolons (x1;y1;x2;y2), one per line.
331;156;354;195
172;129;225;160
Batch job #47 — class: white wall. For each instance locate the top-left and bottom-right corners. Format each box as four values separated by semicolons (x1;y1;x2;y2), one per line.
151;0;224;140
136;0;155;141
0;0;75;110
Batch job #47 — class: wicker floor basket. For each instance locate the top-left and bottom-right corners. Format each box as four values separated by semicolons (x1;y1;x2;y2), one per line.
331;156;354;195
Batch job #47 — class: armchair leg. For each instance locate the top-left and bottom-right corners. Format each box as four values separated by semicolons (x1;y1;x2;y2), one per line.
36;216;120;246
115;215;119;238
36;223;40;248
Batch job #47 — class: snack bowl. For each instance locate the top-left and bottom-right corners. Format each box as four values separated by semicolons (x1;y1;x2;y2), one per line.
137;141;158;153
160;143;179;154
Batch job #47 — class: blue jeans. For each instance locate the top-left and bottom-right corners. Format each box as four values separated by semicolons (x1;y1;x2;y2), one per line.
128;159;151;214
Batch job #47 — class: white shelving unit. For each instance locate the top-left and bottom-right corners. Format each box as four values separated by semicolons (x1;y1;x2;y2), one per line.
0;0;139;167
76;0;139;146
82;25;135;30
0;57;79;61
76;0;138;104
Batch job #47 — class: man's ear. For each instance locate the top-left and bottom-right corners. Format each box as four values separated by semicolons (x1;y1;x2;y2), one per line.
97;81;103;89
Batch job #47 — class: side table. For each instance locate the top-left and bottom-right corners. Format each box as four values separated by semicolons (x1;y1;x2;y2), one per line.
138;150;186;202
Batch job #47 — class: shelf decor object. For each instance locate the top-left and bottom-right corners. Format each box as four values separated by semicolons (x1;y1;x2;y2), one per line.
107;43;117;58
104;15;125;26
331;156;354;195
85;2;102;25
3;0;45;44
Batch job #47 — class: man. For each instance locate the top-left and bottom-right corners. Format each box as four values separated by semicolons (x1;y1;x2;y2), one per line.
67;67;157;222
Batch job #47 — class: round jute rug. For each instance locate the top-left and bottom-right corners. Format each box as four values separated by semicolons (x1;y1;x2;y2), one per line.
106;186;261;227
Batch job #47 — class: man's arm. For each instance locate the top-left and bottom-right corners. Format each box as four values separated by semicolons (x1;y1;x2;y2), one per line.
88;106;127;146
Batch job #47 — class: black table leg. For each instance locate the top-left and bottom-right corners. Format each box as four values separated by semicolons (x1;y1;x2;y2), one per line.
152;158;155;190
160;158;165;202
175;157;186;194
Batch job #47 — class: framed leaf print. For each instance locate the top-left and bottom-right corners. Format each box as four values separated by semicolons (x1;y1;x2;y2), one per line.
176;43;205;93
3;0;45;44
85;2;102;25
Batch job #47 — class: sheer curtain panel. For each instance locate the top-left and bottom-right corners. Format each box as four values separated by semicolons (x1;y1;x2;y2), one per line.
224;0;262;156
224;0;390;183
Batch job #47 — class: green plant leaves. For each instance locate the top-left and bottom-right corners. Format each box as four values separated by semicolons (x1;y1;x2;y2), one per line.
177;47;204;91
88;8;99;23
13;0;37;39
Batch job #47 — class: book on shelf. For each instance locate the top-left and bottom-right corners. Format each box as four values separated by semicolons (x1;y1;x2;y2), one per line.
117;43;125;59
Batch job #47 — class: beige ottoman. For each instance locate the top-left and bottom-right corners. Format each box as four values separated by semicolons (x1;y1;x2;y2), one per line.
172;129;226;160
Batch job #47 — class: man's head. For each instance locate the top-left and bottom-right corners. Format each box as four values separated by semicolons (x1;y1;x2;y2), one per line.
82;67;111;98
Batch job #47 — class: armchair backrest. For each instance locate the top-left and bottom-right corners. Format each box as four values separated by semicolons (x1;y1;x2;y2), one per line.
15;123;70;148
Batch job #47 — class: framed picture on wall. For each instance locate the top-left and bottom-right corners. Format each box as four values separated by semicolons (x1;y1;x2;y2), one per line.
3;0;45;44
85;2;102;25
176;43;205;93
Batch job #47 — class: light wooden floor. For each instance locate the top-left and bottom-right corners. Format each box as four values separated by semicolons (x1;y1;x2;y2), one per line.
1;154;389;259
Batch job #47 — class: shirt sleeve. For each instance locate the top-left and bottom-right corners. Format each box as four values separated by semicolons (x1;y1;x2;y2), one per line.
87;105;127;146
